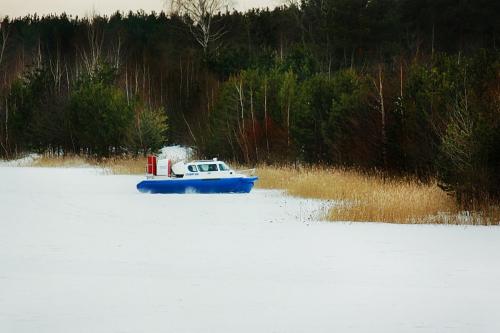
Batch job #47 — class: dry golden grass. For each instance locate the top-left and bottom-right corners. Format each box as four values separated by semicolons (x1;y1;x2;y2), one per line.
97;157;146;175
256;165;500;225
32;155;90;168
28;155;499;225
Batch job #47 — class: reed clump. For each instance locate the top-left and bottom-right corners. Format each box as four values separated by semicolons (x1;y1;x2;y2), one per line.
256;165;499;225
97;157;146;175
32;155;90;168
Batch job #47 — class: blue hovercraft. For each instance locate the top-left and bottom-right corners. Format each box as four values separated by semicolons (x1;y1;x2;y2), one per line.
136;157;258;194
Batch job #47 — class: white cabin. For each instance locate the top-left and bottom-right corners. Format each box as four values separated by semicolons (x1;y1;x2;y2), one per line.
171;159;237;179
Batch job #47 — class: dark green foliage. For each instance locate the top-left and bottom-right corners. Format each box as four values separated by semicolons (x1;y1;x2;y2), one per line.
0;1;499;204
323;70;376;167
133;106;168;156
436;52;500;205
69;71;134;156
2;63;167;157
280;46;318;80
6;67;71;154
293;74;335;162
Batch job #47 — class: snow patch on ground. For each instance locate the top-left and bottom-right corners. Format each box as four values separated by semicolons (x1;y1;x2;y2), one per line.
1;166;500;332
0;145;193;168
0;153;40;167
158;145;194;162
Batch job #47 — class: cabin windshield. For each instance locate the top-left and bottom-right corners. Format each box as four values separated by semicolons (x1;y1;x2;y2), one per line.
197;164;218;172
187;165;198;172
218;163;230;171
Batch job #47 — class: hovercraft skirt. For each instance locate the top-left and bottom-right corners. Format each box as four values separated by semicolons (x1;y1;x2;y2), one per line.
136;177;258;194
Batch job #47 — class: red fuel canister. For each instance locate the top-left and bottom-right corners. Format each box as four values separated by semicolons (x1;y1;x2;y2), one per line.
147;155;157;175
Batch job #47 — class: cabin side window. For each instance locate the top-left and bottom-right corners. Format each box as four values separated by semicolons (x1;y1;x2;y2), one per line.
219;163;229;171
198;164;218;172
187;165;198;172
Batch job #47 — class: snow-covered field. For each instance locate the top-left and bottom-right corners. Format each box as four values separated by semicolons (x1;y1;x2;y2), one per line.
1;166;500;333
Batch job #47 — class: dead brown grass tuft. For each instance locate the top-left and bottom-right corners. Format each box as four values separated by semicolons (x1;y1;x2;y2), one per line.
256;165;499;225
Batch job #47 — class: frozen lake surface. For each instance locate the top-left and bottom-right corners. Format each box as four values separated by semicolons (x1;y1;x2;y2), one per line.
1;166;500;332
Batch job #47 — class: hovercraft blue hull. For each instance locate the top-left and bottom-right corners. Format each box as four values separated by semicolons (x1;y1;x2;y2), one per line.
137;176;258;194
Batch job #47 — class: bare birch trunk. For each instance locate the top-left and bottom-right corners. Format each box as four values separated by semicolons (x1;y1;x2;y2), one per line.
182;112;197;145
235;80;249;163
36;37;42;68
186;58;190;98
0;25;9;69
287;98;291;156
377;64;387;168
142;62;146;97
125;65;129;104
169;0;228;54
49;43;62;93
134;63;139;95
400;60;403;99
160;71;163;105
1;97;8;157
264;78;270;159
82;17;103;74
250;87;258;161
179;57;183;103
65;62;71;95
148;66;151;107
0;26;9;157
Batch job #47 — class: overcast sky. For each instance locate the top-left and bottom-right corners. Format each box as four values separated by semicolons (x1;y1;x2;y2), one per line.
1;0;282;18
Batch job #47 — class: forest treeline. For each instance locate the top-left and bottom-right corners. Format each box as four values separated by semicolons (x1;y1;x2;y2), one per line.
0;0;499;204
